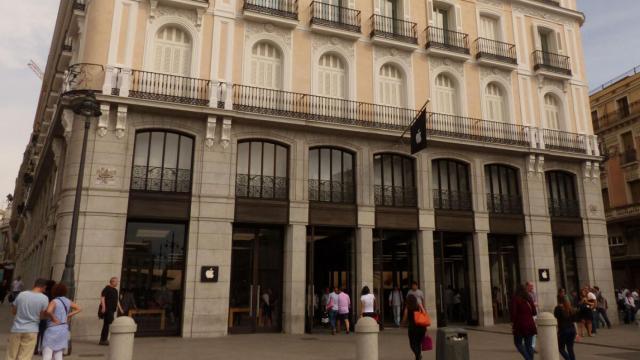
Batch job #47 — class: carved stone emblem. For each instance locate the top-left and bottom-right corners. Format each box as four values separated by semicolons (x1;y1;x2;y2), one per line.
96;168;116;185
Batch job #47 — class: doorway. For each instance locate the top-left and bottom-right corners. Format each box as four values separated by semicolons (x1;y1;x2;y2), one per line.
373;230;418;326
434;232;478;326
553;237;580;296
120;222;187;336
488;235;520;323
228;226;284;334
305;227;356;333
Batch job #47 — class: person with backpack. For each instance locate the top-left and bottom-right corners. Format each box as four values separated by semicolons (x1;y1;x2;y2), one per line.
41;284;81;360
554;294;577;360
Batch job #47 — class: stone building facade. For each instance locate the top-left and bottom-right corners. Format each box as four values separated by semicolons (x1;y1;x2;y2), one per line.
590;66;640;290
10;0;614;339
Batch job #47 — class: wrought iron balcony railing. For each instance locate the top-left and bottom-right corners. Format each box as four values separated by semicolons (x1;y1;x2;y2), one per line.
475;38;517;64
433;189;472;211
428;112;530;147
244;0;298;20
63;63;105;94
374;185;417;208
548;198;580;218
370;14;417;44
621;149;638;165
129;70;210;106
533;50;571;76
606;203;640;221
235;174;288;200
310;1;360;33
542;128;587;153
487;193;523;214
309;179;355;203
131;165;192;193
426;27;470;54
593;100;640;131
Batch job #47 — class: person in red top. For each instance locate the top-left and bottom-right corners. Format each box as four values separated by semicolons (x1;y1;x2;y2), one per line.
511;284;537;360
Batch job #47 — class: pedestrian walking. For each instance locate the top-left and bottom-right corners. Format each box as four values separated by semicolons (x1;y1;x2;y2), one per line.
35;280;56;355
525;281;538;352
98;277;123;345
577;287;594;337
402;294;428;360
6;278;49;360
338;288;351;334
587;287;599;334
554;294;577;360
42;284;81;360
623;290;637;324
407;281;425;307
326;287;340;335
360;286;376;319
594;286;611;329
389;286;403;327
511;284;537;360
10;276;24;303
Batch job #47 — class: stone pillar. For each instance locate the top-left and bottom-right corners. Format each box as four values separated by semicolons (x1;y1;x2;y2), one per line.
355;317;379;360
356;226;374;292
417;229;437;326
473;231;494;326
283;223;306;334
535;312;559;360
108;316;137;360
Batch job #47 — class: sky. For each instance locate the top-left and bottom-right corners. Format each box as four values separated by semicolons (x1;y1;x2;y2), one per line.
1;0;640;206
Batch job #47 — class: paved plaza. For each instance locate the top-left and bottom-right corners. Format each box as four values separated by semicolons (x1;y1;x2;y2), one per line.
1;303;639;360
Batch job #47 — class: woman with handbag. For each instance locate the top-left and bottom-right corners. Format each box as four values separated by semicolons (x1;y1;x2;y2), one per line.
402;294;429;360
42;284;82;360
511;284;537;360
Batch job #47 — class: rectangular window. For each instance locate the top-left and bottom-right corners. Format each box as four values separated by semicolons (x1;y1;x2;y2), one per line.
591;110;598;125
480;15;499;40
630;180;640;203
617;97;630;117
602;188;610;211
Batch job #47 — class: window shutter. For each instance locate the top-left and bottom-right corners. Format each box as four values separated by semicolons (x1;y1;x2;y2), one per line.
556;32;563;53
154;26;192;76
454;5;462;32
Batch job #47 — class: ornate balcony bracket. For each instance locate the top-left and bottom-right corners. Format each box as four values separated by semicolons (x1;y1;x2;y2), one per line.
582;161;592;182
220;118;232;148
205;116;218;149
119;68;132;98
97;104;110;137
116;105;128;139
61;109;75;143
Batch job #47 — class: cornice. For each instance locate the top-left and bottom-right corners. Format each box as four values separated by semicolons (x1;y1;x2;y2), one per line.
511;0;585;26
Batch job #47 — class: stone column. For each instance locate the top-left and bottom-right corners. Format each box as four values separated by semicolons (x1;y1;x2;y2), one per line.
356;226;374;291
473;231;494;326
417;229;437;326
283;223;306;334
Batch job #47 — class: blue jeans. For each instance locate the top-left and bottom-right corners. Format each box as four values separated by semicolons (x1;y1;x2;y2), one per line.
558;328;576;360
328;310;338;330
514;335;534;360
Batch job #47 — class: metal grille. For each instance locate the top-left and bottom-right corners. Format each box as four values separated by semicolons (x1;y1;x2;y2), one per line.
426;27;470;54
433;189;472;211
235;174;288;200
310;1;361;33
487;193;522;214
244;0;298;20
548;198;580;217
309;179;355;203
475;38;517;64
131;165;192;193
374;185;417;207
370;14;417;44
129;70;210;106
542;128;587;153
533;50;571;76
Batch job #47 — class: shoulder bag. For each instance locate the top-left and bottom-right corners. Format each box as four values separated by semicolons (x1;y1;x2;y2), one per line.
413;309;431;327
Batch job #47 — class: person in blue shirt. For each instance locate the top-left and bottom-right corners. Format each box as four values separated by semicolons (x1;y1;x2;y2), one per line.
6;278;49;360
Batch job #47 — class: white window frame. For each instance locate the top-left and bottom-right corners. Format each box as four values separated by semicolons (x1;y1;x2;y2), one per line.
243;34;292;91
542;92;563;130
480;76;515;124
476;9;505;42
143;17;201;77
312;44;356;100
373;55;414;109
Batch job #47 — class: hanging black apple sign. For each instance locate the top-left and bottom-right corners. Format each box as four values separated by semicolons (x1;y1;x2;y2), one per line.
538;269;550;282
201;266;219;283
411;109;428;155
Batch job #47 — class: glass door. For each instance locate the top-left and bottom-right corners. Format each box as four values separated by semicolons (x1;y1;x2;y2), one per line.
489;235;520;323
229;226;283;333
553;237;579;296
120;222;187;336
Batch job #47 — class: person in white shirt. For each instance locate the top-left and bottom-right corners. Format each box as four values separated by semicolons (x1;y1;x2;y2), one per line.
326;288;340;335
624;291;637;324
360;286;376;320
389;287;404;327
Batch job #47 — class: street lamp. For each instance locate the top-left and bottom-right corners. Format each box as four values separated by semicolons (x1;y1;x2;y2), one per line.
60;92;102;299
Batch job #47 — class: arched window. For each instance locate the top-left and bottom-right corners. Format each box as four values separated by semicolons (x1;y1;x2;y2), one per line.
379;63;404;107
546;171;579;217
485;82;506;122
250;41;283;89
374;153;416;207
317;53;347;98
432;159;471;210
544;93;562;130
154;26;192;76
485;164;521;214
434;73;458;115
236;140;288;200
132;131;194;192
309;147;355;203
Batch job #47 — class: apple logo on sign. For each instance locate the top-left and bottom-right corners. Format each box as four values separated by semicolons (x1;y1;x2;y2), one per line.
415;129;423;144
205;268;216;279
541;270;548;280
201;266;219;282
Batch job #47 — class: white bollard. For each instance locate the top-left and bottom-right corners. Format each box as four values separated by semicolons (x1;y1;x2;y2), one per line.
108;316;137;360
536;312;559;360
355;317;379;360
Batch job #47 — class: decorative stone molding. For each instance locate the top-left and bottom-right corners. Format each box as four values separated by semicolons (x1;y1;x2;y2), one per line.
477;0;504;8
116;105;128;139
479;66;511;84
591;162;600;182
245;22;292;52
512;2;572;26
527;154;536;177
375;47;412;69
97;104;110;137
582;161;592;181
205;116;217;149
536;155;545;177
429;57;464;78
96;167;117;185
311;35;355;63
51;137;63;167
220;118;232;149
61;109;74;143
150;2;198;24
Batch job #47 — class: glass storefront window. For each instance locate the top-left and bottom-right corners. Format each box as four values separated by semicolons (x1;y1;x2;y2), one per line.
485;164;522;214
373;154;417;207
432;159;472;210
236;141;289;200
120;222;187;336
308;147;355;203
546;171;580;217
